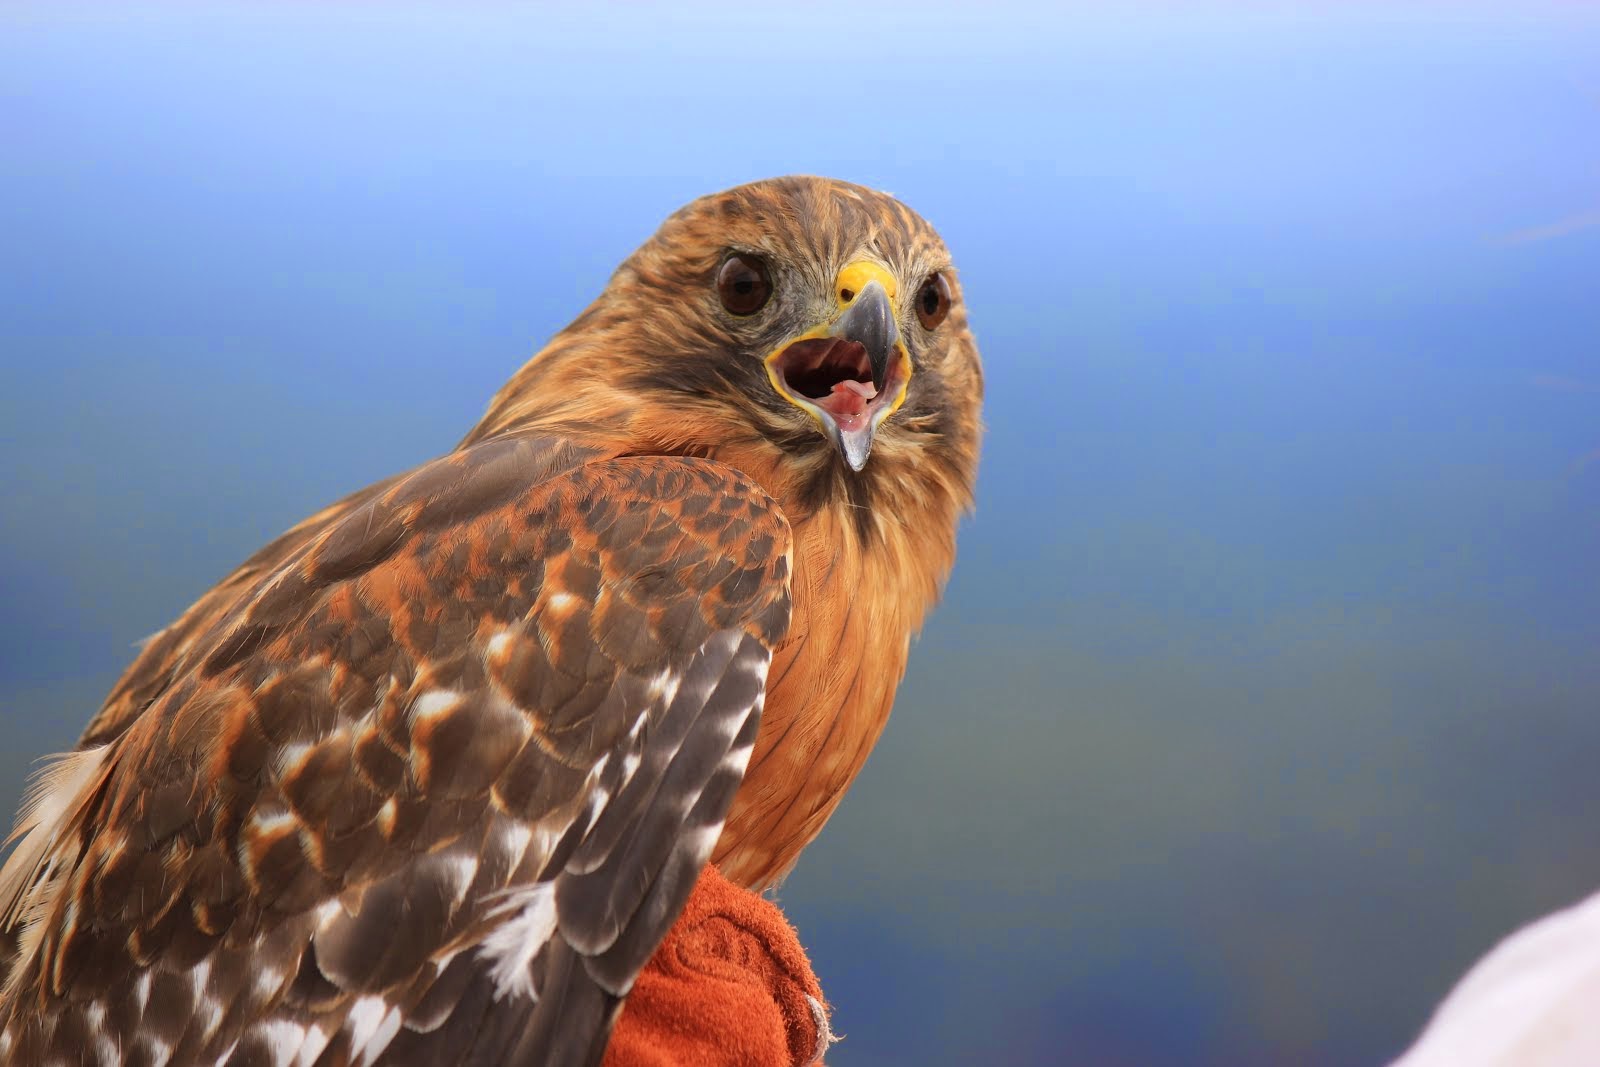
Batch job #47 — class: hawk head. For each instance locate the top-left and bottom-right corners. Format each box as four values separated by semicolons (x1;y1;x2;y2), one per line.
471;176;983;525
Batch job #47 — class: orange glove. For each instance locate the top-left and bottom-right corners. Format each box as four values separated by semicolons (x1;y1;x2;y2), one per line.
603;865;833;1067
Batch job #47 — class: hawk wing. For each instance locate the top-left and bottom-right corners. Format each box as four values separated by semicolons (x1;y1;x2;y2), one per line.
0;434;793;1067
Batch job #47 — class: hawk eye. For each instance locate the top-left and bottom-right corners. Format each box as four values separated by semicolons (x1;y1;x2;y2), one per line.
915;272;952;331
716;254;773;316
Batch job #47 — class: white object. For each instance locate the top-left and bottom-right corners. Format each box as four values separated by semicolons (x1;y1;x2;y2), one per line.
1393;889;1600;1066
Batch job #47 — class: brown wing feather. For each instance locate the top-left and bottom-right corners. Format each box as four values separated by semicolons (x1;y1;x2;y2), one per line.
78;436;614;750
78;477;396;751
0;437;792;1067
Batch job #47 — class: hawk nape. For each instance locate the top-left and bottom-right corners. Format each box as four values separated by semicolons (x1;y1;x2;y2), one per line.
0;176;982;1066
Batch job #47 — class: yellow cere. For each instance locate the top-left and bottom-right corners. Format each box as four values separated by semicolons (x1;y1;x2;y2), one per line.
834;260;897;306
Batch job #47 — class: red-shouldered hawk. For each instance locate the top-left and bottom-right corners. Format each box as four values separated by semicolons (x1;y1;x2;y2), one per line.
0;176;982;1065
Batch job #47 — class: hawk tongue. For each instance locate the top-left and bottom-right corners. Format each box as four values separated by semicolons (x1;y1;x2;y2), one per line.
822;378;877;433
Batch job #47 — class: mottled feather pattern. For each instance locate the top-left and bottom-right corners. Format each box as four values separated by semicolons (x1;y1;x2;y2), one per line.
1;176;981;1064
0;447;791;1065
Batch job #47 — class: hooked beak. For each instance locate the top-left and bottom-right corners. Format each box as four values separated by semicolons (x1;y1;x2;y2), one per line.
763;262;913;471
833;277;896;389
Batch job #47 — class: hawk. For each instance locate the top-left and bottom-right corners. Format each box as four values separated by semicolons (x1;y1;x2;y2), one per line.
0;176;982;1065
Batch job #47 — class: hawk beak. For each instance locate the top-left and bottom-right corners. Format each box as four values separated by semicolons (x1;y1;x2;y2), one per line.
831;278;896;390
763;262;913;472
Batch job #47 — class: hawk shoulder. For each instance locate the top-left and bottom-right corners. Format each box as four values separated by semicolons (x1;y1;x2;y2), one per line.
0;433;793;1067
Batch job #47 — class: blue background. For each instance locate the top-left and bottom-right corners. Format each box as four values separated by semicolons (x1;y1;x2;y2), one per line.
3;4;1599;1064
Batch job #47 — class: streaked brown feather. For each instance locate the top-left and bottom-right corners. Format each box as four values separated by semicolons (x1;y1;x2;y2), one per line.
1;445;791;1065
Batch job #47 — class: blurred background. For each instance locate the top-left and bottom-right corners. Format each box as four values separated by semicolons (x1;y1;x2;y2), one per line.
3;3;1598;1063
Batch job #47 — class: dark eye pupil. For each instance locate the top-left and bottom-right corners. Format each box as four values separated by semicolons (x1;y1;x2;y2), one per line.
921;287;937;313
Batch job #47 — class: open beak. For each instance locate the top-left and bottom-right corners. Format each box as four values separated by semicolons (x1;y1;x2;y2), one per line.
763;262;913;471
